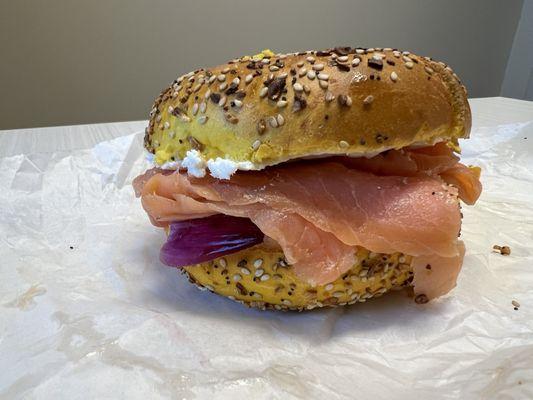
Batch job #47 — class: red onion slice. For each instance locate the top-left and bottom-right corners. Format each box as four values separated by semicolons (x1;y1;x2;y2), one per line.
160;214;264;267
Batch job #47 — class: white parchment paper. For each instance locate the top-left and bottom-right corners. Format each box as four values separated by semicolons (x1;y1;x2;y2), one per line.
1;122;533;399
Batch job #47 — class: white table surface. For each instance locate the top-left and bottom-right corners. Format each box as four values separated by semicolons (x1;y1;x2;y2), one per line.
1;97;532;158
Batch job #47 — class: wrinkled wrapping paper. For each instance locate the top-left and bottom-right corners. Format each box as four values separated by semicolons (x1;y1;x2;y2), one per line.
1;121;533;399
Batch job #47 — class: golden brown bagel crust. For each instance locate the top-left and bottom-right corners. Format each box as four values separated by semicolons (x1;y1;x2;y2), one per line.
182;243;413;311
144;47;471;167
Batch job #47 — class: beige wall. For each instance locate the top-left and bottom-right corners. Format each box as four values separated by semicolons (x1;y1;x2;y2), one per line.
0;0;523;130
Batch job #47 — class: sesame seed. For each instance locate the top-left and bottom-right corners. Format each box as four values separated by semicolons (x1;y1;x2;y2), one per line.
338;94;352;106
325;91;335;102
167;105;174;114
259;87;268;98
363;95;374;105
415;294;429;304
231;77;240;86
276;100;287;108
405;61;414;69
279;54;287;59
403;56;412;63
204;89;211;99
256;119;266;135
218;96;227;107
352;58;361;66
325;283;334;291
356;49;364;54
276;113;285;126
240;267;250;275
219;82;228;91
217;74;225;82
278;72;288;79
333;291;344;298
197;115;208;124
199;101;207;113
393;51;401;58
297;61;304;67
228;295;235;300
188;75;195;82
163;121;170;129
261;58;270;64
307;70;316;80
269;116;278;128
208;75;216;84
260;274;270;281
303;84;311;94
339;140;349;148
245;74;253;84
367;47;375;52
293;82;304;92
282;299;292;306
222;67;230;73
225;113;238;124
312;63;324;71
233;273;242;281
425;66;434;74
306;56;315;64
402;51;410;55
269;65;279;71
252;139;261;150
317;73;329;81
390;71;398;82
372;54;383;61
192;103;199;115
253;259;263;268
337;55;349;62
254;268;264;277
319;80;328;89
298;67;307;77
232;99;243;108
193;84;201;92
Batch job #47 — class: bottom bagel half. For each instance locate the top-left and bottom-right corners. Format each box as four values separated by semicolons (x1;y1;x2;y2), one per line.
182;244;413;311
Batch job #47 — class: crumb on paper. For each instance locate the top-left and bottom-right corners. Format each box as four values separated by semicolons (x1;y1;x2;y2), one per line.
492;245;511;255
512;300;520;310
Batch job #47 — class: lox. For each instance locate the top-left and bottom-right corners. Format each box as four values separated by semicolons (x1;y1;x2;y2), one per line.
134;142;481;301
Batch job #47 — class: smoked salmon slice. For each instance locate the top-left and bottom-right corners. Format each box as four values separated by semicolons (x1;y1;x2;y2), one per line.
135;160;465;289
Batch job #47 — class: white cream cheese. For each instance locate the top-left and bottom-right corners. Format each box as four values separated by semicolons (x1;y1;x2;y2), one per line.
145;152;155;163
159;160;182;170
180;150;207;178
207;158;255;180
